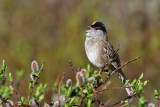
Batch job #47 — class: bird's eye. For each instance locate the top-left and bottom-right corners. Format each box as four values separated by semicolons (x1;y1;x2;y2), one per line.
95;27;99;30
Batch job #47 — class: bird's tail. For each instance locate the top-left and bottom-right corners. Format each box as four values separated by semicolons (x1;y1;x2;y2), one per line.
117;69;134;96
111;61;134;96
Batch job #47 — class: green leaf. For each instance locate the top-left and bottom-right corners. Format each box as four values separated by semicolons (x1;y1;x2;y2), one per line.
131;79;136;86
124;80;130;86
2;60;5;68
131;74;149;95
93;73;99;80
87;99;92;107
154;90;158;94
0;69;2;74
87;64;91;78
9;86;14;91
83;89;88;94
9;72;13;83
124;100;128;104
121;100;125;104
87;64;91;72
0;86;13;99
29;81;33;91
69;97;75;106
88;87;93;94
2;60;7;71
138;97;147;107
154;90;160;100
33;72;39;78
38;95;44;102
0;60;7;74
139;73;144;80
67;87;72;97
143;80;149;86
34;83;47;102
87;93;94;98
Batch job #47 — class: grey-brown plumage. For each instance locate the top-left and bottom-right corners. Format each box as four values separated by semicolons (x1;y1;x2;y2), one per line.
85;21;134;95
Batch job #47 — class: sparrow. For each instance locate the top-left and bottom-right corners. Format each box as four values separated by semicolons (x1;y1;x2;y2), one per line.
85;21;134;95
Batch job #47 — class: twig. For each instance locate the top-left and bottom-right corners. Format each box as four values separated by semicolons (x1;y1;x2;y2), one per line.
95;56;140;89
93;89;104;106
109;56;140;76
69;60;77;74
27;88;33;104
102;66;109;72
27;62;45;104
95;92;137;107
120;104;128;107
105;93;137;107
79;92;85;106
58;72;65;104
95;86;133;93
16;103;31;107
0;95;14;107
94;87;135;107
95;94;105;107
157;100;160;107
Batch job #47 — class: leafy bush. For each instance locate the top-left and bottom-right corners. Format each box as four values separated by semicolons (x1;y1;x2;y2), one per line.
0;59;159;107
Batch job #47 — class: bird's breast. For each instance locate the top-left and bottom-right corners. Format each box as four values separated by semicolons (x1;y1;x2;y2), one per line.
85;38;106;68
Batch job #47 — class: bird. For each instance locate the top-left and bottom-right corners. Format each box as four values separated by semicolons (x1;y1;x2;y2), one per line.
85;21;134;96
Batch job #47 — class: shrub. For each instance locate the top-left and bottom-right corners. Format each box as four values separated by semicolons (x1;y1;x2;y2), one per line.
0;59;159;107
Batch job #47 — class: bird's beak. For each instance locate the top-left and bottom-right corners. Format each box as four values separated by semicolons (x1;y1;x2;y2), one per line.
86;26;92;33
87;25;91;28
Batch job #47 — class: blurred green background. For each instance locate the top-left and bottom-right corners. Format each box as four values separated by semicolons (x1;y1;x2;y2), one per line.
0;0;160;105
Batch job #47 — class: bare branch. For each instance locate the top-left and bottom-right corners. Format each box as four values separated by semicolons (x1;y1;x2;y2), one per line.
58;72;65;103
95;56;140;89
109;56;140;76
105;93;138;107
0;95;14;107
95;86;133;93
69;60;77;74
79;94;85;106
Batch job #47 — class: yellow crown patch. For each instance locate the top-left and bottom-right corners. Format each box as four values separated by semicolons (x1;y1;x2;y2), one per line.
92;21;97;25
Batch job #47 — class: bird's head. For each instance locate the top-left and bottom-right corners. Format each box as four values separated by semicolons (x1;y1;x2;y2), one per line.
86;21;107;39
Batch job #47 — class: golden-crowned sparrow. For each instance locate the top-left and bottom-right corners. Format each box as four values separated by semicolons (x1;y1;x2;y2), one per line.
85;21;134;95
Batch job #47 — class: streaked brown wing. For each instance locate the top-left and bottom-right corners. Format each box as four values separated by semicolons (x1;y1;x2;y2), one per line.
101;40;118;64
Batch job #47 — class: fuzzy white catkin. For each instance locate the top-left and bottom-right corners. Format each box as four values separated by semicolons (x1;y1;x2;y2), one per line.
53;101;59;107
31;98;37;107
76;72;85;86
81;69;87;83
81;68;87;77
66;79;72;87
44;104;50;107
31;60;39;72
89;77;95;84
147;103;155;107
59;95;65;106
